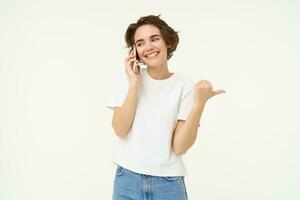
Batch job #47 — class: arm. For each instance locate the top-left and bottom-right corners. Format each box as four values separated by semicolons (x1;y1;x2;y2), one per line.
172;103;204;156
172;79;225;155
112;83;139;138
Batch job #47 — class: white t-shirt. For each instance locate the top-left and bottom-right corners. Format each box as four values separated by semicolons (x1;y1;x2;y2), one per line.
106;67;195;177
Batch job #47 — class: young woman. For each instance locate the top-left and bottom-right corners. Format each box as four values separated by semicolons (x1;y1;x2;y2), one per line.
106;14;225;200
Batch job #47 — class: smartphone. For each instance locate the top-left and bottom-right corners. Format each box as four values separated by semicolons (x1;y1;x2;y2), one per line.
134;46;140;62
132;45;141;73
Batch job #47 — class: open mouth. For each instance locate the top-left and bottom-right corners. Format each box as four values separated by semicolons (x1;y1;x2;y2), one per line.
145;51;159;59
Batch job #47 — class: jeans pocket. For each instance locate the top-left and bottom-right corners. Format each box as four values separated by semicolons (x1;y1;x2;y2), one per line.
164;176;183;181
115;165;125;176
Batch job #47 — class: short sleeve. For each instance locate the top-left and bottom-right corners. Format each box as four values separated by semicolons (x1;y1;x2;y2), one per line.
177;80;200;127
177;89;194;121
106;73;129;110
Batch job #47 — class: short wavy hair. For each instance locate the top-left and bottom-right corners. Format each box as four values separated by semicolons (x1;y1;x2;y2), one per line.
125;14;179;61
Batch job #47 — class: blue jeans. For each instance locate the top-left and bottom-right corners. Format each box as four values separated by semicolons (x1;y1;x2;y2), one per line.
112;165;188;200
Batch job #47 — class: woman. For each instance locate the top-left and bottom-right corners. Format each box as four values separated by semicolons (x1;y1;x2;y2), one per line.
106;14;225;200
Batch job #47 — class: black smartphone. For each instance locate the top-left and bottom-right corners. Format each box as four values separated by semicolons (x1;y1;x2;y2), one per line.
134;46;140;62
129;45;140;61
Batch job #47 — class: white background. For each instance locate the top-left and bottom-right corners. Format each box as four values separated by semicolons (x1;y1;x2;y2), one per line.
0;0;299;199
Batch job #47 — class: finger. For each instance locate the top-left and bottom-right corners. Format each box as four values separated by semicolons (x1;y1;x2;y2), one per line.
202;80;212;88
128;49;136;57
212;90;226;96
133;45;136;56
125;59;135;70
196;81;205;88
137;64;141;73
133;61;137;72
125;55;135;62
127;54;136;60
198;80;208;88
128;48;134;55
201;80;208;88
205;80;212;87
128;57;137;64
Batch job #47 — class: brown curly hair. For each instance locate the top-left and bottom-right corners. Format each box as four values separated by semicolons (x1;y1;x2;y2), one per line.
124;14;179;61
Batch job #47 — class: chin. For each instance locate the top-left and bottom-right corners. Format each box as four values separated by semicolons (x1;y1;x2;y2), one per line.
145;63;159;68
145;60;163;68
143;55;166;66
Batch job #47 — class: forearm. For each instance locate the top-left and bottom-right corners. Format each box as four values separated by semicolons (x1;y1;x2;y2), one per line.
113;84;139;138
173;103;205;155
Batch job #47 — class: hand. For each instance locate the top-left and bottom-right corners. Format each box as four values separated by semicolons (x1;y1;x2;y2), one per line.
124;45;141;87
194;79;225;106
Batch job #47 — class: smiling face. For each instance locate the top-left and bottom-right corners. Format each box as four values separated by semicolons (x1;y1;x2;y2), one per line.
134;24;170;68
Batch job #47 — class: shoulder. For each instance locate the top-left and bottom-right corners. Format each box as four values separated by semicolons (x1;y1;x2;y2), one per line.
175;73;195;91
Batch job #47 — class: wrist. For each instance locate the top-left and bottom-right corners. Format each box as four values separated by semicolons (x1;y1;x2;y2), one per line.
193;101;206;109
129;82;139;90
193;101;206;107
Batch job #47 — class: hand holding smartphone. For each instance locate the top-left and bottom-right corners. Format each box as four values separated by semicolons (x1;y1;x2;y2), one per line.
124;44;141;84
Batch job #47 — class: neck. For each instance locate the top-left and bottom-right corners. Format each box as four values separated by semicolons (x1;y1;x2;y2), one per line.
147;62;172;80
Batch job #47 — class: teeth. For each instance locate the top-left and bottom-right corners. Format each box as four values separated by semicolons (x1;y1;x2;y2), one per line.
146;52;159;58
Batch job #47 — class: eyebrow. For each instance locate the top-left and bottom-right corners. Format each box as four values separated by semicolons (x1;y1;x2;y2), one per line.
135;34;161;44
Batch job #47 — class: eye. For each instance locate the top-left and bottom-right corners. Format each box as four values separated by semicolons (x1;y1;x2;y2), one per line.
136;43;143;47
152;37;159;42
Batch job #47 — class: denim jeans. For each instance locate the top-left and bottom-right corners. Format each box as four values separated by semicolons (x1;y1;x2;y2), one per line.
112;165;188;200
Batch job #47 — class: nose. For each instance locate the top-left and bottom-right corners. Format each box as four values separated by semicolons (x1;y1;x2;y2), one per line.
145;41;154;52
